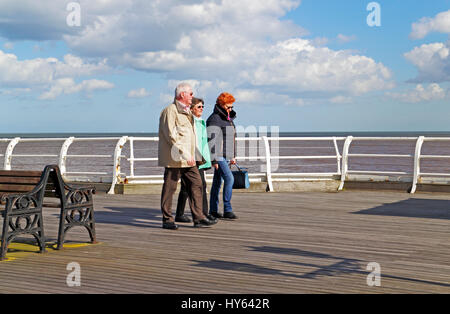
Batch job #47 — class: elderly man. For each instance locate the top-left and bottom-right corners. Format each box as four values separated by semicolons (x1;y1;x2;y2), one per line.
158;82;217;229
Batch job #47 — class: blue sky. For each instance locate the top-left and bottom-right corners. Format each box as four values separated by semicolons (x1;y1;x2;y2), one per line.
0;0;450;133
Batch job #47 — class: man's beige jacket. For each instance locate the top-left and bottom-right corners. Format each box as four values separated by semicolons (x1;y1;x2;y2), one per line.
158;101;196;168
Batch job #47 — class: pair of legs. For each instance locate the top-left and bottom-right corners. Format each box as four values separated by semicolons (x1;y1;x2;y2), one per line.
176;168;208;217
161;166;206;223
209;159;234;214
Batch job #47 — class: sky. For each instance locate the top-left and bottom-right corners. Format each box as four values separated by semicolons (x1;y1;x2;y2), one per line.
0;0;450;133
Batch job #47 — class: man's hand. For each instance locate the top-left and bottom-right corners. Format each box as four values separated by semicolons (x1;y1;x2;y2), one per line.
230;158;236;165
213;163;219;170
187;158;196;166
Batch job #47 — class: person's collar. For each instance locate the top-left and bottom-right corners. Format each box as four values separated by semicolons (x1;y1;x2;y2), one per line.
214;103;236;120
175;99;191;114
193;115;203;121
214;103;227;117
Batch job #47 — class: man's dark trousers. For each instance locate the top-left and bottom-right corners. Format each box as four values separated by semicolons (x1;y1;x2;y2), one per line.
161;166;205;223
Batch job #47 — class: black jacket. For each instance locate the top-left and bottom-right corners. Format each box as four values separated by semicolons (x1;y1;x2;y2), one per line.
206;104;237;164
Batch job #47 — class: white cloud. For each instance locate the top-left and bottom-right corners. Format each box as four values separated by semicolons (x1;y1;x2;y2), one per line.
404;42;450;82
127;87;150;98
406;10;450;83
0;0;79;40
249;38;393;95
0;0;395;106
330;95;352;104
147;36;394;103
337;34;356;43
410;10;450;39
39;78;114;100
386;83;447;103
0;87;31;96
61;0;306;58
0;50;109;87
0;0;134;41
234;88;304;106
0;49;112;99
234;89;260;103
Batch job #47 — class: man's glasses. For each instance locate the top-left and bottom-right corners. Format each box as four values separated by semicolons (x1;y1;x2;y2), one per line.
195;105;204;109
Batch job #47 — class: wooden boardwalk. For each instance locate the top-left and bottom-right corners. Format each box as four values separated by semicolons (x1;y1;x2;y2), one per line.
0;190;449;293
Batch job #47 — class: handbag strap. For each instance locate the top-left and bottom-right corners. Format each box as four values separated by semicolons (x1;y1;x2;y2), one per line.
230;162;244;172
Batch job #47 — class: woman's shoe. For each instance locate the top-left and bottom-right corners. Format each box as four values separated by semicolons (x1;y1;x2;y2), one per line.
207;214;218;222
223;212;238;219
175;214;192;223
209;211;223;219
194;218;217;228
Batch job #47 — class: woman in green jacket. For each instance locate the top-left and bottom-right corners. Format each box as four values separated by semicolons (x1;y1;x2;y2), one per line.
175;97;216;223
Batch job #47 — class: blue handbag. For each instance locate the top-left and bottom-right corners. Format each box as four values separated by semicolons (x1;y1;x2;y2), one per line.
231;163;250;189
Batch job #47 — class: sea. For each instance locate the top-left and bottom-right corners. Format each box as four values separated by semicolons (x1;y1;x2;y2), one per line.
1;132;450;182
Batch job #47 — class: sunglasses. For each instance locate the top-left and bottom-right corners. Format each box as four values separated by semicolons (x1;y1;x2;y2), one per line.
195;105;204;109
226;106;233;110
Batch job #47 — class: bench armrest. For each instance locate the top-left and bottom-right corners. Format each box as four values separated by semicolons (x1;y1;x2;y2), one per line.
63;183;96;195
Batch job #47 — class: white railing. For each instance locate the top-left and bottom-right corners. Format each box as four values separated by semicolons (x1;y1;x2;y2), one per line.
411;137;450;193
0;136;126;188
338;136;418;190
338;136;450;192
123;136;345;193
1;135;450;194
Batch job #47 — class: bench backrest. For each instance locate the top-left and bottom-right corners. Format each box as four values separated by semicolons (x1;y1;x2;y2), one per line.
0;169;60;203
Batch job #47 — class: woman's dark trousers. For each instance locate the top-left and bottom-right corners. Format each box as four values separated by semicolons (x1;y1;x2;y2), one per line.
176;168;208;217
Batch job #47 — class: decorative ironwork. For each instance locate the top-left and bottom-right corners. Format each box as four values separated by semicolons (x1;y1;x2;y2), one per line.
1;165;97;260
56;182;97;250
1;187;46;260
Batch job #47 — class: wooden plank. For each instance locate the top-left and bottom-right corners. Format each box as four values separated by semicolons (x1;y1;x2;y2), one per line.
0;177;41;185
0;170;42;177
0;184;35;193
0;190;449;294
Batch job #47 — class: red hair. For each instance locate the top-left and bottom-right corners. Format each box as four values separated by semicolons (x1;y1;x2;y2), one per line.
216;92;235;106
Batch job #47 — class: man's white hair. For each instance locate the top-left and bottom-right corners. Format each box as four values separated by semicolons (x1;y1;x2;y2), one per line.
175;82;192;98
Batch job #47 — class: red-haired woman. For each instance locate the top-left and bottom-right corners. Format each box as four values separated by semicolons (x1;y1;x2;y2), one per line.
206;92;238;220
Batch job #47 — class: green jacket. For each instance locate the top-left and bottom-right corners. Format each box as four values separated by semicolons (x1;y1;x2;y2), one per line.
194;116;212;170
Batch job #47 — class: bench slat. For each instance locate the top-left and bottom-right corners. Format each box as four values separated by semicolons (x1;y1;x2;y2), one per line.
0;170;42;177
0;177;42;184
0;184;36;193
0;190;58;198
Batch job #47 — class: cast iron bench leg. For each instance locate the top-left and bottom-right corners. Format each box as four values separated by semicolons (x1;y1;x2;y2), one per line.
56;189;97;250
0;197;46;261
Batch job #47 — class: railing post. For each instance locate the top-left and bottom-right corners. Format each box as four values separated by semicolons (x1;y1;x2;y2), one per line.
108;136;128;195
262;136;274;192
411;136;425;194
59;136;75;178
129;137;135;178
338;136;353;191
333;137;341;175
4;137;20;170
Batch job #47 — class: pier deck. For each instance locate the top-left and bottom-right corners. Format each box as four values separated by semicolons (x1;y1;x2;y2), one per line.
0;190;449;293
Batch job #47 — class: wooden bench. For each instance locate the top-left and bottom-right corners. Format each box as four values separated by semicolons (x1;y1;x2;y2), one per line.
0;165;97;260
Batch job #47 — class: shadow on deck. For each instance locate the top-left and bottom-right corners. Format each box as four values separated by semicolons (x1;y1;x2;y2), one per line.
353;199;450;220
